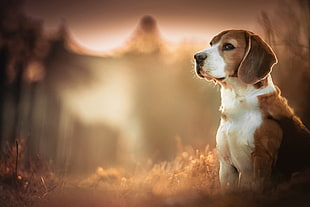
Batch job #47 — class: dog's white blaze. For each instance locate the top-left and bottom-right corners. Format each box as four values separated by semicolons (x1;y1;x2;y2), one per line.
201;43;226;78
216;77;276;186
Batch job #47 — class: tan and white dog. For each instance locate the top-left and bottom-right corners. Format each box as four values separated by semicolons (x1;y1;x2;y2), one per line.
194;30;310;191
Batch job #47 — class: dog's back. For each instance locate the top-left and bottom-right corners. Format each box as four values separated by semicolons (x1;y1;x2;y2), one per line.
258;87;310;182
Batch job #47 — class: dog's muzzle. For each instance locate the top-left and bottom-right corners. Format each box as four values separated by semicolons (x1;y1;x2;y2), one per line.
194;52;208;78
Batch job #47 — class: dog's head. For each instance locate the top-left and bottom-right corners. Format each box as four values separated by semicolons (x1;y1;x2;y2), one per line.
194;30;277;85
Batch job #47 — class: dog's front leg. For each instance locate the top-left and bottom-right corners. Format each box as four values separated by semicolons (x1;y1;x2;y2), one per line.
219;161;239;191
252;120;283;191
251;155;273;191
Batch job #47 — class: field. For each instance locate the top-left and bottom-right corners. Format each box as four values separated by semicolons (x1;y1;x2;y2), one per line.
1;142;309;207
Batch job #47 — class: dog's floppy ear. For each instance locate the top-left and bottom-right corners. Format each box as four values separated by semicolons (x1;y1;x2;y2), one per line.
238;31;278;84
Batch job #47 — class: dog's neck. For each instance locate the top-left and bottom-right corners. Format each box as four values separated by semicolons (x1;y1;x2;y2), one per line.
220;75;276;98
219;76;276;115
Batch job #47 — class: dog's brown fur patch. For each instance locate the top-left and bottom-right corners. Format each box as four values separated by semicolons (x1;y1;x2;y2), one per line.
256;87;310;182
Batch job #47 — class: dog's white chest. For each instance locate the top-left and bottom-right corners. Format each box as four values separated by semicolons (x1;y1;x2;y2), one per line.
216;87;263;170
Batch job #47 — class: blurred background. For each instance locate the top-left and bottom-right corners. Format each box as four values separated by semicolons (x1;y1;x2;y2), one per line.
0;0;309;175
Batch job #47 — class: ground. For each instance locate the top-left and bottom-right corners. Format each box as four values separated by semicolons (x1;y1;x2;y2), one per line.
1;145;310;207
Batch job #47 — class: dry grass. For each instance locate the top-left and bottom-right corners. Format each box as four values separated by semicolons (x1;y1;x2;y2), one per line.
0;140;61;207
41;145;220;207
1;142;310;207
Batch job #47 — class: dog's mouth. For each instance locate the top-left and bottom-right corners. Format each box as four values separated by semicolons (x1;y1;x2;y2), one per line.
196;68;206;78
196;65;208;78
214;77;226;82
196;66;226;82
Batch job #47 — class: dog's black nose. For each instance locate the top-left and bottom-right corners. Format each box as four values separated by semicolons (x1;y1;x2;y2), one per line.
194;52;207;63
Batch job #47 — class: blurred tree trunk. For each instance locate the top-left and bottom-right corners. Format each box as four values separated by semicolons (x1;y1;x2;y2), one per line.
0;46;9;150
25;81;39;167
10;61;25;145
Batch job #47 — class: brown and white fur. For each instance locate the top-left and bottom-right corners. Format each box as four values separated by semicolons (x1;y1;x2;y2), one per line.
194;30;310;191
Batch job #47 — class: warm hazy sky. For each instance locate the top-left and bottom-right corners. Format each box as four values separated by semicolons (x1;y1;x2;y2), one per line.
24;0;279;51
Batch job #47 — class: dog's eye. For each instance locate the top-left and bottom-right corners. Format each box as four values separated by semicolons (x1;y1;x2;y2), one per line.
222;43;235;51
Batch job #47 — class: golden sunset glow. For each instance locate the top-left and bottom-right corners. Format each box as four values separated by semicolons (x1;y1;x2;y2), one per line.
64;66;133;126
24;0;278;52
1;0;309;206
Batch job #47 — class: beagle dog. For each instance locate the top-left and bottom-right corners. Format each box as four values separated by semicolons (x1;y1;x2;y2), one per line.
194;30;310;191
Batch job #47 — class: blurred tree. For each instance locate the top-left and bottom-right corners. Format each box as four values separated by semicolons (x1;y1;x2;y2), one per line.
123;15;165;55
0;0;48;168
0;46;8;149
0;0;23;149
